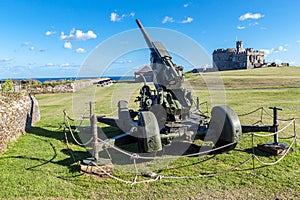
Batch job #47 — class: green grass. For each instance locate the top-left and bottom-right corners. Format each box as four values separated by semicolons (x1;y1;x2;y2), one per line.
186;66;300;89
0;67;300;199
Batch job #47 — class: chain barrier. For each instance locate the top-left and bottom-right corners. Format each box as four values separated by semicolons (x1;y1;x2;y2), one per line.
250;119;295;137
261;107;296;122
238;107;297;124
63;109;93;146
238;107;264;117
63;107;297;185
238;107;265;126
253;136;296;166
96;136;242;160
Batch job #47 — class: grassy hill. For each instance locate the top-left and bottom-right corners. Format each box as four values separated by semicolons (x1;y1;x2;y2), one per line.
186;66;300;90
0;67;299;199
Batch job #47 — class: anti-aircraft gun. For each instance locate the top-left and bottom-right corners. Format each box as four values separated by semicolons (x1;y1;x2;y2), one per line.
98;19;242;153
135;19;193;121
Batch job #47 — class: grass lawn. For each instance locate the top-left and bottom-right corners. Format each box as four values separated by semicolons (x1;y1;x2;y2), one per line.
0;67;299;199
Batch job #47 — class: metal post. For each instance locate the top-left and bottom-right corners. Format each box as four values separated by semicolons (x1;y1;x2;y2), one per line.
270;107;282;144
273;107;278;144
294;120;297;151
89;101;93;116
92;114;99;161
196;97;199;110
251;133;256;176
89;101;93;125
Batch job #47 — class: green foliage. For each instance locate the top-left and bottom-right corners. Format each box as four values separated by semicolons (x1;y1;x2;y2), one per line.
1;79;14;92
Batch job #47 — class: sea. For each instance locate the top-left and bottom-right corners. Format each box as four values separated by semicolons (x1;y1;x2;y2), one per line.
0;76;135;83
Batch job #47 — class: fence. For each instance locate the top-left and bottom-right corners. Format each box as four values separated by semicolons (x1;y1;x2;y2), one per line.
63;106;297;185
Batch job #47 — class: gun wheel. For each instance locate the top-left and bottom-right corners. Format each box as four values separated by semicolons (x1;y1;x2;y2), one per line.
137;111;162;153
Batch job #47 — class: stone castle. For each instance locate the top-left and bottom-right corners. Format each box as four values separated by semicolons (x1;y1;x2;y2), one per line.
213;41;265;71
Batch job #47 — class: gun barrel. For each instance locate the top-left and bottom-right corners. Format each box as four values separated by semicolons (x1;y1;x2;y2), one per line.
136;19;153;49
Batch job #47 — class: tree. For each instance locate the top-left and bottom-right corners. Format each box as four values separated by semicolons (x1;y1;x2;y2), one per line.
1;79;14;92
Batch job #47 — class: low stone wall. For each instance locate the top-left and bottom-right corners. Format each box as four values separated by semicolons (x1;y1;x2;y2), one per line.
26;78;110;94
73;78;113;90
0;94;40;154
27;83;74;94
73;79;96;91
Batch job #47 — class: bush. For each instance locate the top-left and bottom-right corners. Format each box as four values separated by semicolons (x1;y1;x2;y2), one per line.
1;79;14;92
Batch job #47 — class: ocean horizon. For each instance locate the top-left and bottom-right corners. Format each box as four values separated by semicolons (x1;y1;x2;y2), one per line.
0;76;135;83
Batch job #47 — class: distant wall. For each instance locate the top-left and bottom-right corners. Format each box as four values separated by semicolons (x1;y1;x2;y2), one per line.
26;78;107;94
0;94;40;154
27;83;74;94
73;79;96;91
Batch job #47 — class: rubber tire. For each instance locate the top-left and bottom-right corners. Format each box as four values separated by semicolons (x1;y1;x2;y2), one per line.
137;111;162;153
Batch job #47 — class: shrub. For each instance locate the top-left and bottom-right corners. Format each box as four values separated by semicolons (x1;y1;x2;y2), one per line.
1;79;14;92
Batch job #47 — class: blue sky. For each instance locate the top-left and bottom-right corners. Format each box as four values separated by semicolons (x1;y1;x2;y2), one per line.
0;0;299;78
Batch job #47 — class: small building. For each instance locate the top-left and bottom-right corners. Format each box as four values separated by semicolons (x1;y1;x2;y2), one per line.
213;41;265;71
134;65;153;82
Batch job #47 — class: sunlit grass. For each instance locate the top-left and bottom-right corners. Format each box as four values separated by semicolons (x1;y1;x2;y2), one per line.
0;67;299;199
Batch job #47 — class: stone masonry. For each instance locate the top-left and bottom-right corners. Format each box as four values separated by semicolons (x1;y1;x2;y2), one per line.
0;94;40;154
213;41;265;71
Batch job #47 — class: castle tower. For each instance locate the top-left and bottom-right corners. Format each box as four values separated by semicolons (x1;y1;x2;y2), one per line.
236;41;243;53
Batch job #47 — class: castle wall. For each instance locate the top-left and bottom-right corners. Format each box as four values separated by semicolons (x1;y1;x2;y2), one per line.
246;49;264;69
213;41;264;71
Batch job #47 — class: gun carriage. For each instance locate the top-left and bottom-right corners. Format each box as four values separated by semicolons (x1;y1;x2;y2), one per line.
97;19;286;155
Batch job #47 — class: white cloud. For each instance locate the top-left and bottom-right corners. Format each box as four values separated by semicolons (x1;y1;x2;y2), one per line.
129;12;135;17
237;22;258;30
63;41;72;49
161;16;194;24
239;12;264;21
262;49;274;55
75;48;86;53
180;17;194;24
0;58;13;62
45;30;56;36
261;45;288;55
274;59;282;64
114;59;133;64
278;45;287;52
289;61;295;65
39;48;47;52
60;29;97;41
297;40;300;43
22;41;31;46
110;11;135;22
162;16;175;24
61;63;71;67
237;25;246;30
249;22;259;26
29;46;35;51
183;3;189;8
46;63;55;67
110;12;121;22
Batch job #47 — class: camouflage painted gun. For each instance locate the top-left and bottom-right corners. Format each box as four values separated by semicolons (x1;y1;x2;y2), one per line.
98;19;242;153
